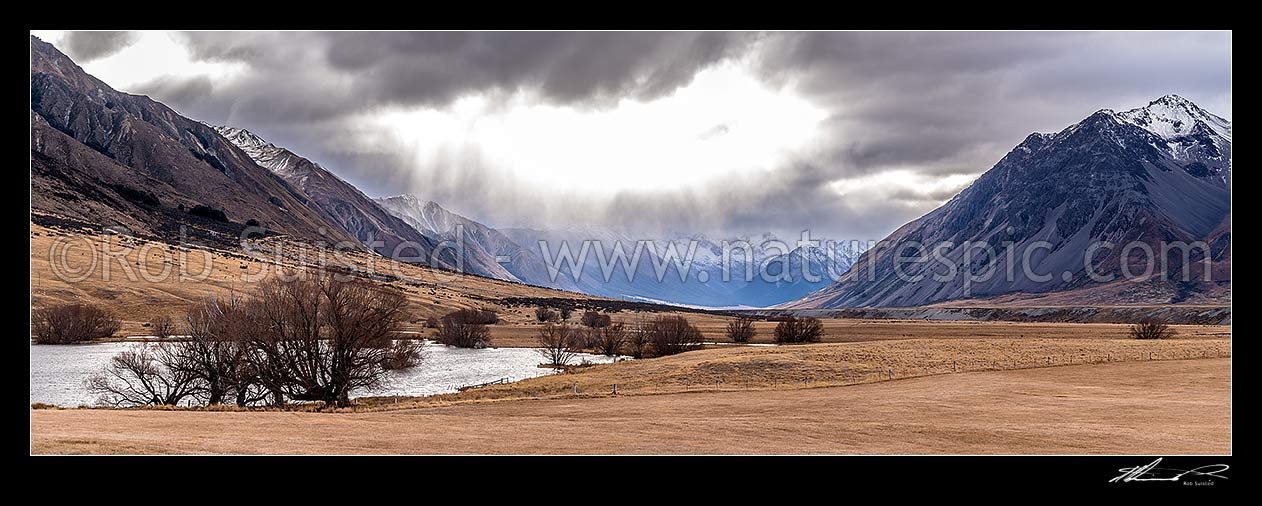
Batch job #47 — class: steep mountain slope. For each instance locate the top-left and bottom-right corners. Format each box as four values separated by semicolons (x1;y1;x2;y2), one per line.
788;95;1231;308
212;126;461;270
30;36;358;247
375;195;546;286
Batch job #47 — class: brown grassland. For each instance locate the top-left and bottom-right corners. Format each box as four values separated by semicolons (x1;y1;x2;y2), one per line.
31;359;1229;454
29;222;1232;454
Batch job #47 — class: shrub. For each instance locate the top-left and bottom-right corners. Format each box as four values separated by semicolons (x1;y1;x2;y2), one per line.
188;204;229;223
773;316;824;343
536;324;580;367
726;317;756;343
535;306;559;322
424;316;440;329
581;310;612;328
644;315;704;356
1130;320;1176;340
32;303;121;344
558;305;574;321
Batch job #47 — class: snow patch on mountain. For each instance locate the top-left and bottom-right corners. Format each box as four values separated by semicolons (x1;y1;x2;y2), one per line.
1116;94;1231;142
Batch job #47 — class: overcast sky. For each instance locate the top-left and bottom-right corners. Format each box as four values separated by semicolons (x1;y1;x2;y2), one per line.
31;31;1232;240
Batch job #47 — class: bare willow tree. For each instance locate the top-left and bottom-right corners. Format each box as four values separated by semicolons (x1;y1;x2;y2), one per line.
645;315;704;356
537;323;580;367
434;313;492;348
86;343;201;407
245;276;418;407
725;317;756;343
32;303;120;344
149;315;176;339
90;275;421;408
592;321;628;356
181;295;268;406
626;318;652;359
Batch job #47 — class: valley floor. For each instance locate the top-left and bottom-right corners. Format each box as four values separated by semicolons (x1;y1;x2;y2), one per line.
31;358;1230;454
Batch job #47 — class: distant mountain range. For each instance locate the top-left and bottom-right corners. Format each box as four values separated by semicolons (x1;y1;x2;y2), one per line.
494;227;859;308
786;95;1231;308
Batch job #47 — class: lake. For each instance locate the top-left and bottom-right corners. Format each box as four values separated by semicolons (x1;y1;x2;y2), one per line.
29;341;621;407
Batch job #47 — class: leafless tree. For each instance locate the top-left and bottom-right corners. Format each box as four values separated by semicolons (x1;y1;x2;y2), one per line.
593;321;627;356
536;323;580;367
86;342;201;406
626;318;652;359
381;339;425;370
88;275;420;408
1130;320;1176;340
559;305;574;321
251;276;416;406
180;295;268;406
148;315;176;339
726;317;756;343
434;314;492;349
32;303;121;344
645;315;704;356
774;316;824;343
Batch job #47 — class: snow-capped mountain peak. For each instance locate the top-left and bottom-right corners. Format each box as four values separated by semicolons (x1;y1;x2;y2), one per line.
1115;94;1232;142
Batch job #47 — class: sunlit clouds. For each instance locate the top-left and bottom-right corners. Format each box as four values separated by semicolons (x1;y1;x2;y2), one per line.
29;31;1232;240
358;62;828;195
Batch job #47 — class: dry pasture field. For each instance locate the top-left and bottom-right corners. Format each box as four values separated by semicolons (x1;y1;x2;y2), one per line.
31;358;1230;454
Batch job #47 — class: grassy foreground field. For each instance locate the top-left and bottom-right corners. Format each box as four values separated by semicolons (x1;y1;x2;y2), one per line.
31;358;1230;454
364;337;1230;407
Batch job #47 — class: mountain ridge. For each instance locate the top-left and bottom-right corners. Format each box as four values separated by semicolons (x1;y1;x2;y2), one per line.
785;94;1231;309
30;35;361;247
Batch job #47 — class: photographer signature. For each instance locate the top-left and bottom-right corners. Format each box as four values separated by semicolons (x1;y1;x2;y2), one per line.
1110;458;1229;483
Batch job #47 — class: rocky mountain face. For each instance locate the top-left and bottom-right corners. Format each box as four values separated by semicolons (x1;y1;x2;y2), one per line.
212;126;456;268
30;36;359;247
375;195;554;286
788;95;1231;308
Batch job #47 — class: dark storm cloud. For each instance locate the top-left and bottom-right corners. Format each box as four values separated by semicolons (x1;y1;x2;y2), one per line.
327;31;746;107
752;31;1232;179
62;31;137;63
146;31;755;127
92;31;1229;240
